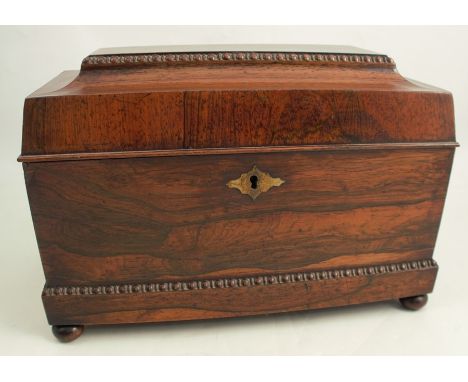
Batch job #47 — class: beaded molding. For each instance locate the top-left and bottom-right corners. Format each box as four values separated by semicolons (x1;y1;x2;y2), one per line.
81;51;395;69
43;259;436;297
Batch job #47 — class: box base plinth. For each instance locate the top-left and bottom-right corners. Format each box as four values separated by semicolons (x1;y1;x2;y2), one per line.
42;259;438;342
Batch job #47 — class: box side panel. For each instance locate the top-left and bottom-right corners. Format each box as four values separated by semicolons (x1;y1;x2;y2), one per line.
24;148;454;286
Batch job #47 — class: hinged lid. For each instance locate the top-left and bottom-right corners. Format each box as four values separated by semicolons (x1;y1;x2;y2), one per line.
20;44;456;162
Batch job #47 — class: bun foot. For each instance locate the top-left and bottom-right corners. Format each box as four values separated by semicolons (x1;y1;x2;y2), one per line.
399;294;428;311
52;325;84;342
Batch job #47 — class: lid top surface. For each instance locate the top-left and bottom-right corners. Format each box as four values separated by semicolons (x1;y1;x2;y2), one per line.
91;44;380;56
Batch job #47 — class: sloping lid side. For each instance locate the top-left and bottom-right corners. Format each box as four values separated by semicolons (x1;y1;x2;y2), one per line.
20;45;455;159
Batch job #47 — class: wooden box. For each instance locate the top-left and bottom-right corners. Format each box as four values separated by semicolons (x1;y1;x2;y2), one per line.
19;45;458;342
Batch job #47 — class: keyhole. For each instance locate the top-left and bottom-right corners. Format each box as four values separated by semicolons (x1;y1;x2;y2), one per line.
250;175;258;189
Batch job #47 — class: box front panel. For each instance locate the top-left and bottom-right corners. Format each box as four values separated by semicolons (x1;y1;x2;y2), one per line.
24;148;453;286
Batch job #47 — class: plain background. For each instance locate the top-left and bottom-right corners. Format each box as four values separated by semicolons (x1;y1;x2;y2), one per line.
0;26;467;355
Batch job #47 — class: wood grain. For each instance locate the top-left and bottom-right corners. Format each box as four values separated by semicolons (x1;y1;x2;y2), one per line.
42;263;438;326
20;46;458;334
21;49;455;156
184;90;454;148
22;92;184;155
24;148;453;286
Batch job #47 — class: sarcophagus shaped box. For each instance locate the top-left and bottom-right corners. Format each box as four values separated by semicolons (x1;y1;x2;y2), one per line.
19;45;457;342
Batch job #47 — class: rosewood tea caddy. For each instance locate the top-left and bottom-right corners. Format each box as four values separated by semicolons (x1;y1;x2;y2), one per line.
19;45;457;342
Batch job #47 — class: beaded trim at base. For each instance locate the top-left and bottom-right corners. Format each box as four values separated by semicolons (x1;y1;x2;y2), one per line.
43;259;437;297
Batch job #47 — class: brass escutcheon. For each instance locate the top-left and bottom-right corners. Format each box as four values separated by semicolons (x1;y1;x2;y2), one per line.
226;165;285;200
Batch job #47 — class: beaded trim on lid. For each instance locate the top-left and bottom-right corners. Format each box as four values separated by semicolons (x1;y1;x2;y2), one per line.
81;51;395;69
